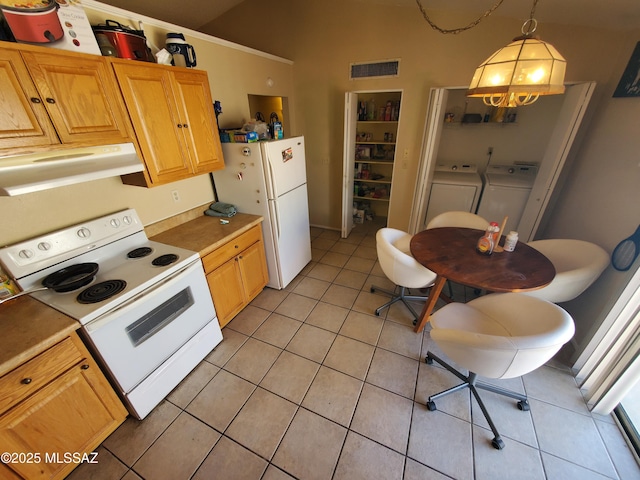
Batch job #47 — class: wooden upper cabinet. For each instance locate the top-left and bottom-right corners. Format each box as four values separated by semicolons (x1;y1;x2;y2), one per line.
172;69;225;174
20;50;132;145
112;63;192;184
0;48;59;149
112;60;225;186
0;43;132;154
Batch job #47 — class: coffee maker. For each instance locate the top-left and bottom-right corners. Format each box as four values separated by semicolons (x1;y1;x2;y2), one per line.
165;32;196;68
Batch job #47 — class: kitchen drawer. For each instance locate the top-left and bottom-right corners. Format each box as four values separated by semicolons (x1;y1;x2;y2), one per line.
202;225;262;273
0;337;83;414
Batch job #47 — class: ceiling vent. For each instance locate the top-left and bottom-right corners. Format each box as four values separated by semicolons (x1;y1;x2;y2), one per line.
350;60;400;80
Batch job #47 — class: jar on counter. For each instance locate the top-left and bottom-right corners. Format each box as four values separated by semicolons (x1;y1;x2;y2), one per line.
0;271;18;299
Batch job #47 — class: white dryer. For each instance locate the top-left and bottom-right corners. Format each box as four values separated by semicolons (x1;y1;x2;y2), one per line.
477;164;538;234
424;163;484;228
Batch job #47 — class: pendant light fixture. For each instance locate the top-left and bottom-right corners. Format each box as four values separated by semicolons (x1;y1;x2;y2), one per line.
466;0;566;108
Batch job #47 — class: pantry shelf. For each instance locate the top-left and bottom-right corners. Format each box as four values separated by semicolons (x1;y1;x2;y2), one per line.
354;195;390;202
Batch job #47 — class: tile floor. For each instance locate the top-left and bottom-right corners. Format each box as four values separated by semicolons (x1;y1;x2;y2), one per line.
69;222;640;480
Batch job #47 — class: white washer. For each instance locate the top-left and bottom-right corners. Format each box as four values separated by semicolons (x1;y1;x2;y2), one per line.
425;163;484;228
477;164;538;234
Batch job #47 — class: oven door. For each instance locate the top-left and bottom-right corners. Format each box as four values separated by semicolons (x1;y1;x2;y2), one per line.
83;260;219;393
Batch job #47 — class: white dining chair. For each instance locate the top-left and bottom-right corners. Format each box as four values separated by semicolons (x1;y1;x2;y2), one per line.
426;211;489;230
425;292;575;449
371;228;437;320
524;239;609;303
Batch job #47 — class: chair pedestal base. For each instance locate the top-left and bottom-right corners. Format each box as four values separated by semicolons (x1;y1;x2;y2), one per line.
425;351;530;450
370;284;428;320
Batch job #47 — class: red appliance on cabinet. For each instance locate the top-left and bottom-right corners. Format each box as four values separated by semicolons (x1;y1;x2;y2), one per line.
91;20;154;62
0;0;63;43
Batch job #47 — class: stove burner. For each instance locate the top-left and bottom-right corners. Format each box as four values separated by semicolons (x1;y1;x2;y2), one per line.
128;247;153;259
152;254;179;267
77;280;127;304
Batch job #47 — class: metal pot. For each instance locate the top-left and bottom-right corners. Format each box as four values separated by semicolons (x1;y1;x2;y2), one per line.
0;262;98;304
92;20;154;62
0;0;63;43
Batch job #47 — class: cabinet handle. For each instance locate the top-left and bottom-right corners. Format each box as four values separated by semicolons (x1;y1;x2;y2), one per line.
177;124;183;128
45;98;56;104
235;245;239;249
183;124;189;128
21;377;32;385
81;364;89;370
30;97;41;104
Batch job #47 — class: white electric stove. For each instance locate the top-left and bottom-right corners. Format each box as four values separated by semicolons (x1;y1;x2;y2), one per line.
0;209;223;419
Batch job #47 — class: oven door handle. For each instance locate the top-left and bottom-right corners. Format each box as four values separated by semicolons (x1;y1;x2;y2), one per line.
83;260;203;333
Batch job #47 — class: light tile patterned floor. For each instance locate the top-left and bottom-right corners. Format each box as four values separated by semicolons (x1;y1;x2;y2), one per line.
69;222;640;480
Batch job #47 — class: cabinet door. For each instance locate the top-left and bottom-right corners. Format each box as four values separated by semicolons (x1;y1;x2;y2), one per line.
172;69;225;174
0;48;58;150
20;51;131;146
0;462;20;479
0;361;126;480
207;258;245;328
238;241;269;301
112;63;192;185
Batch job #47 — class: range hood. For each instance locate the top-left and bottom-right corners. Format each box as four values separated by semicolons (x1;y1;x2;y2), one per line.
0;143;144;196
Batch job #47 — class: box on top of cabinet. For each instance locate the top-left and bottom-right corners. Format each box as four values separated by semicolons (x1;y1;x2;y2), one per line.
0;0;100;55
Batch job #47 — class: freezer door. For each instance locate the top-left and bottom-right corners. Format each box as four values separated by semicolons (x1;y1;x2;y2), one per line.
263;136;307;199
267;184;311;289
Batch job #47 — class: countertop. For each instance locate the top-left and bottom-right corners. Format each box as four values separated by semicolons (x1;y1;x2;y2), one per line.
0;296;79;377
150;213;264;257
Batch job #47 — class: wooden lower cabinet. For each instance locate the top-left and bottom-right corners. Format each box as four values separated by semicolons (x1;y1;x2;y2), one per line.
0;333;127;480
203;224;269;327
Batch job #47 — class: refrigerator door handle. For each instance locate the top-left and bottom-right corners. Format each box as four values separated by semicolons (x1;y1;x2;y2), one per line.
265;152;277;199
271;200;281;239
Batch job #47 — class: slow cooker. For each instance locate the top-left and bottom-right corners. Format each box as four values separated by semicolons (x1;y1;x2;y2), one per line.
92;20;154;62
0;0;63;43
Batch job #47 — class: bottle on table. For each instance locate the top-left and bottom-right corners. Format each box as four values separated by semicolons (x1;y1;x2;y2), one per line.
504;231;519;252
477;224;498;255
489;221;500;247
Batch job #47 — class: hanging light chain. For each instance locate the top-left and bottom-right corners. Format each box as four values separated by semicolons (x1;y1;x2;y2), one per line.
415;0;505;35
522;0;540;35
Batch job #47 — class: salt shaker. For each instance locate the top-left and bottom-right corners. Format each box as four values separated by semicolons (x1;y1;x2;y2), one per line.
503;231;518;252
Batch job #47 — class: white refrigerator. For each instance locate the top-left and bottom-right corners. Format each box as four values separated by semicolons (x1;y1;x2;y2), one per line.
214;136;311;289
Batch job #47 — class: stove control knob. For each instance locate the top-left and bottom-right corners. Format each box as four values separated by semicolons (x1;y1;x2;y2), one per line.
18;249;34;259
77;228;91;239
37;242;51;251
110;218;121;228
122;215;132;225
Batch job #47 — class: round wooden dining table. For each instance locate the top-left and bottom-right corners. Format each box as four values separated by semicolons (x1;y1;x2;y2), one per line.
409;227;556;333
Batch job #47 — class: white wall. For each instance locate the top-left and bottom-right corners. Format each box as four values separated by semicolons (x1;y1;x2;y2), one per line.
437;89;564;171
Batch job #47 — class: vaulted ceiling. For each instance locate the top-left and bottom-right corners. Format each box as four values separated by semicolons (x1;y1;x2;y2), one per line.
96;0;640;33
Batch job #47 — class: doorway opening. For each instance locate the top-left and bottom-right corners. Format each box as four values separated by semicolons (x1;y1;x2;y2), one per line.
248;94;289;138
342;90;403;238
